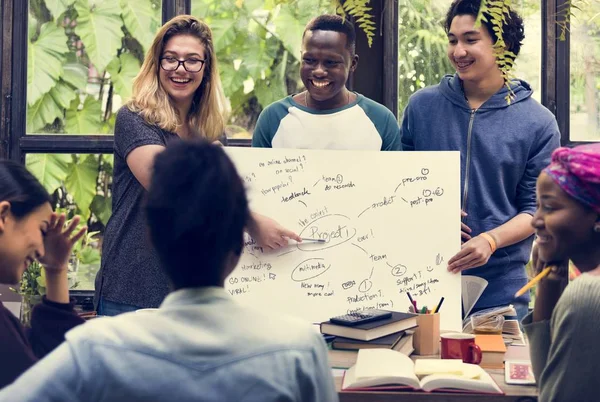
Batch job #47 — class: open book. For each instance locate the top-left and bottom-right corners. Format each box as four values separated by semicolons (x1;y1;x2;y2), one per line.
462;275;488;318
342;349;502;394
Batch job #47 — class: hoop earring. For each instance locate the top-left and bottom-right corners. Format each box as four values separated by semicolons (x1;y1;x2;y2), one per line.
594;224;600;233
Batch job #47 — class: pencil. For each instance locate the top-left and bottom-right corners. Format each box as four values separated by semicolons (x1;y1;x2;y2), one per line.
514;266;553;298
432;297;445;314
301;238;326;243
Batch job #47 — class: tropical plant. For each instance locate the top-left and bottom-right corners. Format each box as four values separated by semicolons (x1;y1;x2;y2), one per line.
397;0;453;111
238;0;377;46
27;0;161;231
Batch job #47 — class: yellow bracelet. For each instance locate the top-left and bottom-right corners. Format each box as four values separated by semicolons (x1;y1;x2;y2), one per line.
480;232;497;254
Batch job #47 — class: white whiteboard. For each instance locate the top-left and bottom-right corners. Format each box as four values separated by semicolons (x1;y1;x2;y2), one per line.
224;148;462;331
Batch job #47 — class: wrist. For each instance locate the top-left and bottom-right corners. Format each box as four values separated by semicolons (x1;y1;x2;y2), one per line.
42;264;68;274
479;232;497;253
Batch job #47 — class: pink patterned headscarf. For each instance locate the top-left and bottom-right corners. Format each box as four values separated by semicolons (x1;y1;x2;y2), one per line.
543;144;600;213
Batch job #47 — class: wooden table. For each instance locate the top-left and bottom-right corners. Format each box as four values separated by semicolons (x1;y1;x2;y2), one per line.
328;350;538;402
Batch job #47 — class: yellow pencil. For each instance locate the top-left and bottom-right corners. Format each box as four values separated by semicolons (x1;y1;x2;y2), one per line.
514;266;553;298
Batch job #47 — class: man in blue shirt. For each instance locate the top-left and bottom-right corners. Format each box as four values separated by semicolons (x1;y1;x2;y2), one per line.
0;142;338;402
401;0;560;320
253;14;401;150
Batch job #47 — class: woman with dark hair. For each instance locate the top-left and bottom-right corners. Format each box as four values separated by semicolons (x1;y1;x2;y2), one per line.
0;160;86;388
524;144;600;401
0;142;337;401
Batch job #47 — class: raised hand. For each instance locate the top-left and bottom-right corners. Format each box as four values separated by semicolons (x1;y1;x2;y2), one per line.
38;213;87;273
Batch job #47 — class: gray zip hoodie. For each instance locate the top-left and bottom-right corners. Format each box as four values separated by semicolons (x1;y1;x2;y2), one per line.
401;74;560;309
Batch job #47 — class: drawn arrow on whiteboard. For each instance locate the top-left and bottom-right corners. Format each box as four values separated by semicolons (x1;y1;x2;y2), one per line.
269;273;276;280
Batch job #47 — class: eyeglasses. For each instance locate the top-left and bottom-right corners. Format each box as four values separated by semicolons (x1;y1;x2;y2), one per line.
160;57;205;73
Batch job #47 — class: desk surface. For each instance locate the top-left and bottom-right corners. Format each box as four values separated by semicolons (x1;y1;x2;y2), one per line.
329;350;538;402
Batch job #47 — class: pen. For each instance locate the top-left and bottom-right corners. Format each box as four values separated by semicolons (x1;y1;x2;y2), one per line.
432;297;445;314
514;266;553;297
301;238;326;243
406;292;414;306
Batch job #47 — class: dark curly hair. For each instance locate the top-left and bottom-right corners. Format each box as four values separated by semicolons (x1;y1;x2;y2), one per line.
303;14;356;55
145;141;249;289
445;0;525;61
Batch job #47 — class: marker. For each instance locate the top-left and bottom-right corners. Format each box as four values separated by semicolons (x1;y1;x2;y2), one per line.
420;306;428;314
432;297;445;314
514;266;553;298
301;238;326;243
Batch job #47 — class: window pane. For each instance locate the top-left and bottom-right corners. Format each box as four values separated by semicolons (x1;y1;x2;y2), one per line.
514;1;542;104
570;2;600;142
26;0;162;135
398;0;543;114
192;0;335;139
398;0;453;114
25;153;113;291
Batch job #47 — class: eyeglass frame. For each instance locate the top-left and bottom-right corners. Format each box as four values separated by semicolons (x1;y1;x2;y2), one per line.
159;57;206;73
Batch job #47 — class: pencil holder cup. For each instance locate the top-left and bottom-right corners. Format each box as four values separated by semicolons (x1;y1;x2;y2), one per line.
413;312;440;355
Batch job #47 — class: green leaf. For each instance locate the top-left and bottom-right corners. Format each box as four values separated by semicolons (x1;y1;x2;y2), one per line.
90;194;112;225
102;113;117;134
45;0;76;19
254;52;287;108
27;80;77;132
65;97;103;134
74;0;124;73
106;53;140;101
65;154;99;218
241;38;278;78
120;0;159;53
26;154;71;194
27;22;69;106
273;5;306;58
78;246;101;265
220;61;245;97
210;17;239;51
62;63;88;89
28;14;38;41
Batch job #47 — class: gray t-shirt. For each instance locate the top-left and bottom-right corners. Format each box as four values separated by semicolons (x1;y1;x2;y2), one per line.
94;106;179;308
523;273;600;402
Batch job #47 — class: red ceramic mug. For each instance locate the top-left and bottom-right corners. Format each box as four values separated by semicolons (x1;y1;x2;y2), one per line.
440;333;482;364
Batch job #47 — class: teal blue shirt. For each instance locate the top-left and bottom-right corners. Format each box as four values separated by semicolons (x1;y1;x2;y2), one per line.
252;93;401;150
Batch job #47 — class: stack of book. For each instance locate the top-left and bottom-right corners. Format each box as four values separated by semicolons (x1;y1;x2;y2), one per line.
462;305;526;346
474;334;507;369
320;311;418;356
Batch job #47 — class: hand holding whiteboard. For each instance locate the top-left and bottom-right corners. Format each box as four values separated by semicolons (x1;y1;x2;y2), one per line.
224;148;462;331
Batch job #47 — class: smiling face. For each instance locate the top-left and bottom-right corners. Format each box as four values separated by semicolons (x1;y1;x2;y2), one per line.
0;202;52;284
300;30;358;109
158;34;206;109
532;172;599;266
447;15;502;85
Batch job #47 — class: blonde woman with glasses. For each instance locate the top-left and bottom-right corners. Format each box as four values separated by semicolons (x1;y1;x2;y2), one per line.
95;15;300;316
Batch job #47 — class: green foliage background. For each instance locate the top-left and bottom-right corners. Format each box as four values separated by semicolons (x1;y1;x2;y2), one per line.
25;0;593;288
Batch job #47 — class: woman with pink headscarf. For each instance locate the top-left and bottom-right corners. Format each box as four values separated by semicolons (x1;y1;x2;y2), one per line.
523;143;600;402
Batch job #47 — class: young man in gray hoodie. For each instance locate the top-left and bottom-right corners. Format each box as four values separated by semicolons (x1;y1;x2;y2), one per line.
401;0;560;320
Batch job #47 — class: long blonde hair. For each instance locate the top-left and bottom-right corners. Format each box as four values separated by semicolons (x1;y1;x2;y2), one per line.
127;15;227;141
